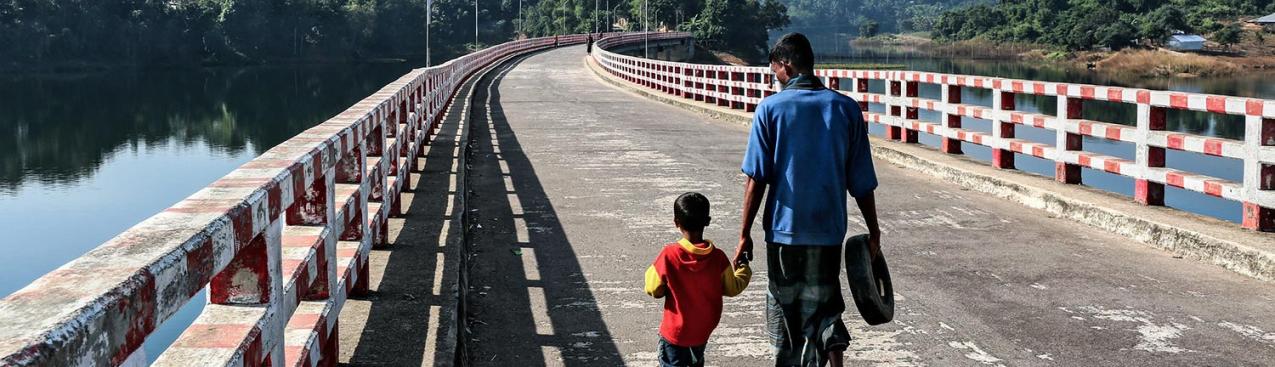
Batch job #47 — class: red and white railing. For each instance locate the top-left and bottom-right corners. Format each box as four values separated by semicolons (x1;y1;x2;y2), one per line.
592;33;1275;232
0;32;617;367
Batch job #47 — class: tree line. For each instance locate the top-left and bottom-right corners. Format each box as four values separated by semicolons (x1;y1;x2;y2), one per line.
1;0;793;71
517;0;789;61
932;0;1275;50
771;0;985;55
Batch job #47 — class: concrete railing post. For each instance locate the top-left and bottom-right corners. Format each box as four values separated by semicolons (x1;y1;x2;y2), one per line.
992;88;1016;169
208;216;285;366
1135;104;1167;205
903;80;920;144
1056;96;1084;184
717;70;730;108
855;78;869;112
942;84;963;154
746;71;759;112
887;80;903;141
1243;116;1275;231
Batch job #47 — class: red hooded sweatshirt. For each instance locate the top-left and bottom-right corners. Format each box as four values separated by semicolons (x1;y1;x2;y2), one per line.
644;239;752;347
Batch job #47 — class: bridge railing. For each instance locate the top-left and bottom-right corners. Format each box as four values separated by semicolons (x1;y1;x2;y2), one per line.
592;33;1275;232
0;32;620;367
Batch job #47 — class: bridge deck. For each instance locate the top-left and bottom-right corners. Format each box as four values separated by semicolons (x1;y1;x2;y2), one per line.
340;45;1275;366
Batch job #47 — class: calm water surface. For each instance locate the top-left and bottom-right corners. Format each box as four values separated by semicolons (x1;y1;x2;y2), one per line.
0;63;412;360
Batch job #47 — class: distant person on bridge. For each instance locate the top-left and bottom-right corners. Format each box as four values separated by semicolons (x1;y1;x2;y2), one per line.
736;33;882;367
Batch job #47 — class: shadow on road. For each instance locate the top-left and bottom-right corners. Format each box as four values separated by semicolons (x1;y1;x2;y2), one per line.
464;58;625;366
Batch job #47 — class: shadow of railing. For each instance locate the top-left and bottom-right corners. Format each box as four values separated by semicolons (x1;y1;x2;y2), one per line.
462;57;625;365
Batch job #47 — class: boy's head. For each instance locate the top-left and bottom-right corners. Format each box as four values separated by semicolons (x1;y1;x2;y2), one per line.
674;192;711;233
768;32;815;85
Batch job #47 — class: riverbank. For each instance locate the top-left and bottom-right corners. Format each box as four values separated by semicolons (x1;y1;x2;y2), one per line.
853;32;1275;79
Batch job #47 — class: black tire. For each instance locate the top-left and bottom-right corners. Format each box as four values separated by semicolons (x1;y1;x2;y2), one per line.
844;234;894;325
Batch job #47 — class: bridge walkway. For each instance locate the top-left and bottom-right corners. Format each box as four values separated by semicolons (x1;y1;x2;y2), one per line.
342;45;1275;366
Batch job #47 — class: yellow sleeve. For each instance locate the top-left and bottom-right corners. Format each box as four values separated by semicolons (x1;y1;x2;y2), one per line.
644;265;666;298
721;263;752;297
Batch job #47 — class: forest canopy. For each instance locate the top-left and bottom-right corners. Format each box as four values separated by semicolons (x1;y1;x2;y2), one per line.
0;0;790;70
932;0;1275;50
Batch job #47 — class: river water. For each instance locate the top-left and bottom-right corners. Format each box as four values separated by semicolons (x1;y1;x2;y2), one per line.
0;63;412;360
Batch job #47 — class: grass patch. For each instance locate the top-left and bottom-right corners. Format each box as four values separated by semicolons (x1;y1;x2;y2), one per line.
1095;49;1241;77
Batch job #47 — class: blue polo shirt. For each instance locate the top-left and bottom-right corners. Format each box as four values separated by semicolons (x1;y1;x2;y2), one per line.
741;75;877;246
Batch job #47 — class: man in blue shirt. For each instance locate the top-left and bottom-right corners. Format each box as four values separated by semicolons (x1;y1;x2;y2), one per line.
735;33;882;367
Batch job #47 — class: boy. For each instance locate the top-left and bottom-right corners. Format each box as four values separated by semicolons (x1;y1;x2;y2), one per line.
645;192;753;367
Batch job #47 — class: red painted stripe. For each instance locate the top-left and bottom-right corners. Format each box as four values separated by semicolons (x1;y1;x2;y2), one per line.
1203;140;1224;156
1078;155;1092;167
1170;94;1188;109
1033;116;1047;128
1010;141;1023;152
1034;83;1045;95
1011;113;1024;124
1105;127;1122;141
1079;122;1093;136
1080;86;1095;99
172;324;257;349
1206;96;1227;113
1056;84;1068;96
1012;81;1024;93
1107;88;1123;102
1032;146;1044;157
993;79;1002;90
1167;134;1186;150
1248;99;1264;116
1204;181;1223;197
1104;160;1121;174
1166;172;1185;188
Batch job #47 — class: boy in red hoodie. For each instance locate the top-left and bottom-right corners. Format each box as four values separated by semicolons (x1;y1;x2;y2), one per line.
645;192;753;367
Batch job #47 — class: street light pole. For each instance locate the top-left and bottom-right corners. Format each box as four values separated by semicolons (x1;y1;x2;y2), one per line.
644;0;649;58
475;0;479;47
426;0;432;66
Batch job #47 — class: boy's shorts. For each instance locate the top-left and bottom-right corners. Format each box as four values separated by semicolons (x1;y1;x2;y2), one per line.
658;337;706;367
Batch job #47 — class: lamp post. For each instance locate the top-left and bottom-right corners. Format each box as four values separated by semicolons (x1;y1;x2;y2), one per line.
426;0;432;66
475;0;479;47
644;0;649;59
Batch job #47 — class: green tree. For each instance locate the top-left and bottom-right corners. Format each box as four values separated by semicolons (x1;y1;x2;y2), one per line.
1215;22;1243;49
858;19;880;37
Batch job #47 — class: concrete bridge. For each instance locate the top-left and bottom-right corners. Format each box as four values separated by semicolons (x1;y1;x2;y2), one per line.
3;32;1275;366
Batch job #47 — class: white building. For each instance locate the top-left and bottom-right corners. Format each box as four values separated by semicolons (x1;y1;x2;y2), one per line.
1167;34;1206;51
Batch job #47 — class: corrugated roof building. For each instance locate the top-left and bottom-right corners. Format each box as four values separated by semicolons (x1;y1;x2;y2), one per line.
1167;34;1206;51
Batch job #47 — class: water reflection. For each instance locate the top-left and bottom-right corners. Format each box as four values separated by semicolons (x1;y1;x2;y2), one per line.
0;63;412;361
0;64;411;193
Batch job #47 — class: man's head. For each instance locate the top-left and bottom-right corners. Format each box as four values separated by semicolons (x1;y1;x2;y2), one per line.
769;33;816;85
674;192;711;234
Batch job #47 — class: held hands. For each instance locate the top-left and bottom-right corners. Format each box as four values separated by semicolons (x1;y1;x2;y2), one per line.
733;235;754;267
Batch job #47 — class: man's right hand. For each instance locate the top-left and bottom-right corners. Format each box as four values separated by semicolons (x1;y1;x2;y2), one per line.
868;231;882;261
734;235;754;267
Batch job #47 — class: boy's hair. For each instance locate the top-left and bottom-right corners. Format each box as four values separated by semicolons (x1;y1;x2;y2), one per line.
768;33;815;72
674;192;711;232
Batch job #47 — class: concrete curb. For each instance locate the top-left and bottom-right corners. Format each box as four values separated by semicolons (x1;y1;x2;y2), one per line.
439;51;543;367
583;55;1275;282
